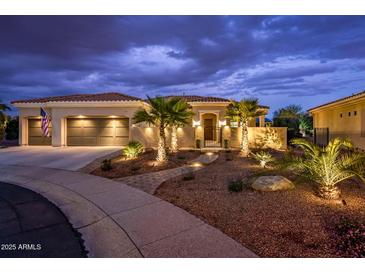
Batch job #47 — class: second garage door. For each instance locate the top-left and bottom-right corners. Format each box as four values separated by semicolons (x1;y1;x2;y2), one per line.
67;118;129;146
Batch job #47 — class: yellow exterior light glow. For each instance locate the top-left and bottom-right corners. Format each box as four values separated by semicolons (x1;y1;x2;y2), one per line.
219;120;227;126
192;120;201;127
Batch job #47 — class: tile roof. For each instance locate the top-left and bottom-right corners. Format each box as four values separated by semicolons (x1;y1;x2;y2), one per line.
161;95;269;108
11;92;142;104
308;90;365;112
11;92;270;109
162;95;231;103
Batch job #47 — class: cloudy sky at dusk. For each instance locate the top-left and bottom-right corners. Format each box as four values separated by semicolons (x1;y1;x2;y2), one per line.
1;16;365;116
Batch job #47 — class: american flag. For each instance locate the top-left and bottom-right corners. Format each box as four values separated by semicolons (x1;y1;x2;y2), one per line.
40;107;51;137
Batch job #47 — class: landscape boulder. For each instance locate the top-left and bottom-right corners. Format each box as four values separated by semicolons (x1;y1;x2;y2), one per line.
251;176;295;192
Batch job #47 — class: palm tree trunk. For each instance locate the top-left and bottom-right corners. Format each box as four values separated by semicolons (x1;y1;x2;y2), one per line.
157;123;167;162
171;126;178;153
240;119;250;157
318;185;340;200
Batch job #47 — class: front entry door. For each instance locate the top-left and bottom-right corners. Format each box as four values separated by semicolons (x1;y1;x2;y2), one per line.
204;119;214;140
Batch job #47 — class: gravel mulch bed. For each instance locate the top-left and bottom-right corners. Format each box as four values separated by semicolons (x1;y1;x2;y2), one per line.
91;149;201;179
155;151;365;257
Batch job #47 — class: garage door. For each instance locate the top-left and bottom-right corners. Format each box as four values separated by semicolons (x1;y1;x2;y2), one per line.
67;118;129;146
28;118;52;145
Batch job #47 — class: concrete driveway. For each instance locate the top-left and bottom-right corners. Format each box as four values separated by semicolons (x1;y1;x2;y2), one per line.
0;146;121;171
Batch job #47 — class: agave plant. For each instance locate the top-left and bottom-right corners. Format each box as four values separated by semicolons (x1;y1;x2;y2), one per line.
298;116;312;137
252;151;274;168
123;140;144;159
289;138;365;199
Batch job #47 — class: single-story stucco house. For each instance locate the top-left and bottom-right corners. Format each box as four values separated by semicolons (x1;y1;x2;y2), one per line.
309;90;365;150
11;92;287;150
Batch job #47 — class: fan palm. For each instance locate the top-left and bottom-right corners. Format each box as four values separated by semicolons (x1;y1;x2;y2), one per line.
0;100;10;142
133;96;170;162
226;98;265;156
166;97;194;153
289;138;365;199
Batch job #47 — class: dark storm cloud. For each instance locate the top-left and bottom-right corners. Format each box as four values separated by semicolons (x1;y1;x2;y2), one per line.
0;16;365;115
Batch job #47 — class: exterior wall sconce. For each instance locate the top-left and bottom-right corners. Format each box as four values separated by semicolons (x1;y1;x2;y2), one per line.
219;120;227;127
193;120;201;127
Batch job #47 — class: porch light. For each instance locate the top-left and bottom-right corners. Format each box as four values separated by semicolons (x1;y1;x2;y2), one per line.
77;115;85;118
219;120;227;126
193;120;201;127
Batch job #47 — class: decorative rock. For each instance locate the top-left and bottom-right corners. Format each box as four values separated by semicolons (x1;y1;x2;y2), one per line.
251;176;295;192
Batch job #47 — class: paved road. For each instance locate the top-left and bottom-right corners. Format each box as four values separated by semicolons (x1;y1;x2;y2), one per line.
0;182;86;258
0;165;258;258
0;146;121;171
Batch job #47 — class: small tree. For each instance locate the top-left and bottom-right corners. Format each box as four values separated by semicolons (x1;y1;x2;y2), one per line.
133;96;170;162
226;98;265;157
0;100;10;143
298;114;312;137
289;138;365;199
166;97;194;153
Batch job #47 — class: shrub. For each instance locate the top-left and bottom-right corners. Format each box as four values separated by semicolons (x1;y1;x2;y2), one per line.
101;159;112;171
5;117;18;140
334;217;365;257
252;151;274;168
228;180;243;192
183;172;195;181
130;166;141;173
289;138;365;199
123;140;144;159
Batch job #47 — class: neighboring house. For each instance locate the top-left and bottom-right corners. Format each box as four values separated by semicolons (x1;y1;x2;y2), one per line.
309;90;365;150
11;92;287;149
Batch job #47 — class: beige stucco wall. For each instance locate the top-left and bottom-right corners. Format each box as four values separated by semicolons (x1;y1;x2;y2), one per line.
191;104;228;125
230;127;287;150
131;126;195;148
311;97;365;150
15;102;272;150
18;108;42;145
17;104;143;146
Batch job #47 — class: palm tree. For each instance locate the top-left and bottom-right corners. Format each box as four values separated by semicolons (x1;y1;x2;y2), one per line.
298;115;312;137
166;97;194;153
226;98;265;157
133;96;171;162
289;138;365;199
0;100;10;142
